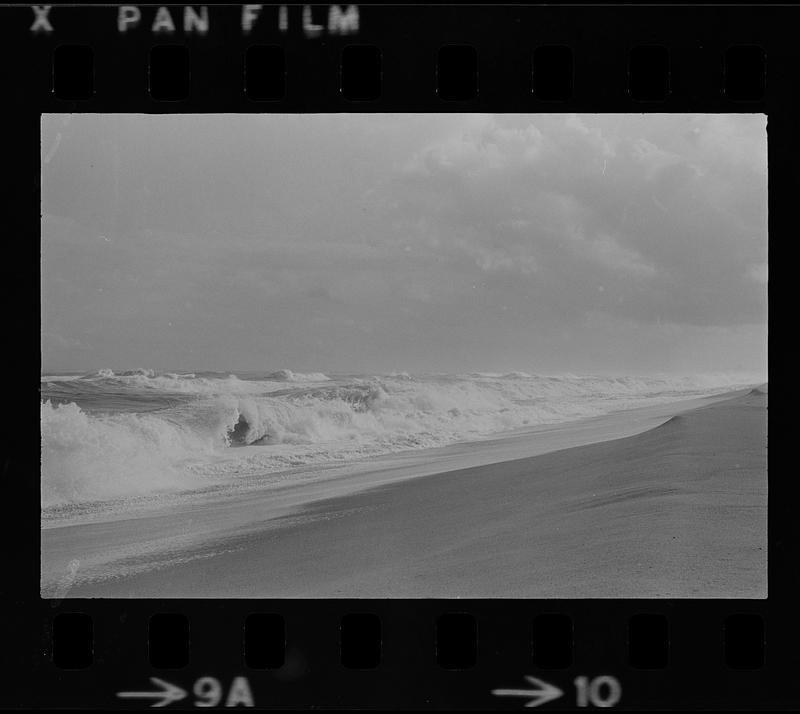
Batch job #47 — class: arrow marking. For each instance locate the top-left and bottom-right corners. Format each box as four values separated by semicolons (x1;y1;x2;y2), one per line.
492;675;564;708
117;677;188;708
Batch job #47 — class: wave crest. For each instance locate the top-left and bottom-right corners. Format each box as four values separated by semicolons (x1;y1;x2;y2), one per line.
265;369;331;382
41;371;760;506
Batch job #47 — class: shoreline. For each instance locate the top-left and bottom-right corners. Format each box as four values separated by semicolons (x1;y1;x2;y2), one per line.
41;387;766;598
42;387;754;528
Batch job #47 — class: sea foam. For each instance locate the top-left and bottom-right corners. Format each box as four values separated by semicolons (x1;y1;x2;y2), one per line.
41;370;759;507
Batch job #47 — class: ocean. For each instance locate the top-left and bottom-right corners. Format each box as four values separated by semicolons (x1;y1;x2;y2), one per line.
41;369;757;510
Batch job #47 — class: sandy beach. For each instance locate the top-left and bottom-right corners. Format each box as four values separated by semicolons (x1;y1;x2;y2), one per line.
41;388;766;598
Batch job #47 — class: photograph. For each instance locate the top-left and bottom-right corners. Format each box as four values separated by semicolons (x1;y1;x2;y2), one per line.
40;113;767;598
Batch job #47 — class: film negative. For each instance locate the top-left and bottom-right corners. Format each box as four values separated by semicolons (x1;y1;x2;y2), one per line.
1;2;791;710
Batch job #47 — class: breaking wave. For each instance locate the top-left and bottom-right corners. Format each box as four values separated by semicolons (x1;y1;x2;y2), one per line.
41;369;759;507
264;369;331;382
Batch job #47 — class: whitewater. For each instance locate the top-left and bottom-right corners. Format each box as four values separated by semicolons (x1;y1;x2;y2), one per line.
41;368;759;511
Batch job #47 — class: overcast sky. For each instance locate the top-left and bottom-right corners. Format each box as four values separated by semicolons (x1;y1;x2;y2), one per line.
41;113;767;376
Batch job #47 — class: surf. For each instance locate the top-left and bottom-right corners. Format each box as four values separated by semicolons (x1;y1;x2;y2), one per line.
40;369;761;508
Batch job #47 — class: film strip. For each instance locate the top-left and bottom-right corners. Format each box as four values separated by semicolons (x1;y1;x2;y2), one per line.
2;2;791;710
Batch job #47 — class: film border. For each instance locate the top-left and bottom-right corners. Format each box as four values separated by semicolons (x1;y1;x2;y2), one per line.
2;3;791;710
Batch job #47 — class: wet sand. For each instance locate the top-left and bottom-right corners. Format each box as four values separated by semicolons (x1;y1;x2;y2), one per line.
42;389;766;598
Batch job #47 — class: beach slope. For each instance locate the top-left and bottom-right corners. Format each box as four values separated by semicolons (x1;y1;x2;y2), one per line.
44;390;766;598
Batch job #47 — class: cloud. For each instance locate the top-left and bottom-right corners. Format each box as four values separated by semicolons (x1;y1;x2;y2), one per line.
40;114;766;374
385;114;766;328
42;332;90;350
580;232;656;279
747;262;768;285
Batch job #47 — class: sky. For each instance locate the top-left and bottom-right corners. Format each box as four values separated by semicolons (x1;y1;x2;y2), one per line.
41;113;767;377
